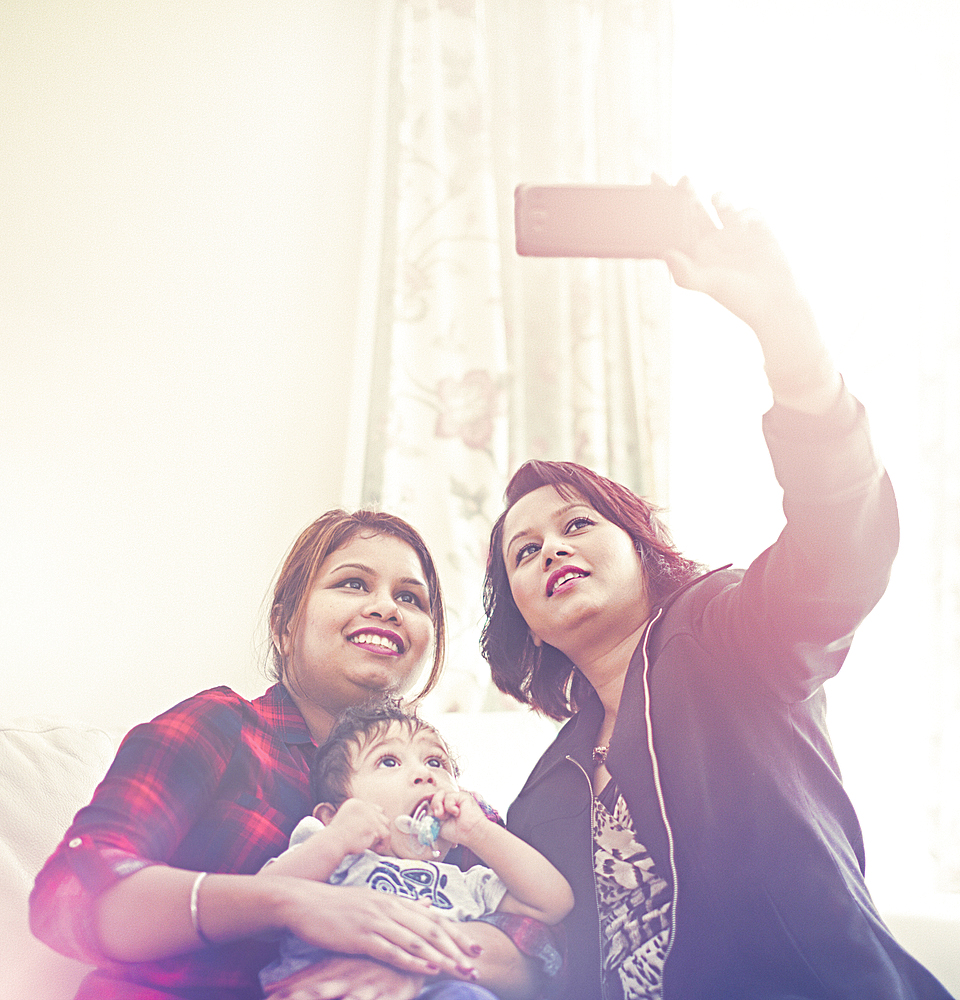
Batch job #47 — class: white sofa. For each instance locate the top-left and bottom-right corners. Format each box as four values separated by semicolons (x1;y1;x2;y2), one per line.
3;715;959;1000
1;718;121;999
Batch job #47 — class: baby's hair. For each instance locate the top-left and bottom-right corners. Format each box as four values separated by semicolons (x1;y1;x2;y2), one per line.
310;698;459;809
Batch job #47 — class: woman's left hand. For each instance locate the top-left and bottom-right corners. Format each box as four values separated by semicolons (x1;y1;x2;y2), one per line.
265;955;425;1000
264;922;544;1000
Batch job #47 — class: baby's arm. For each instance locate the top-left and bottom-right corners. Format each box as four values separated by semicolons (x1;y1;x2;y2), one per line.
433;792;574;925
260;799;390;883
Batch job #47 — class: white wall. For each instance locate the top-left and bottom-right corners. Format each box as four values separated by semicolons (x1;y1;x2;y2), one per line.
1;1;377;731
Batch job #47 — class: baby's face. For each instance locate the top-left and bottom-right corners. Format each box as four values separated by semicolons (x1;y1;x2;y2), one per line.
346;722;459;860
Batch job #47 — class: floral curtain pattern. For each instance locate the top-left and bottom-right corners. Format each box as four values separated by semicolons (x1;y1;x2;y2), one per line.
349;0;673;711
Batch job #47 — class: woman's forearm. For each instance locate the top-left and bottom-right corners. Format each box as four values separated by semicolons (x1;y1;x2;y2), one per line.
457;921;545;1000
95;865;486;980
94;865;288;961
260;934;547;1000
464;822;573;924
753;296;843;415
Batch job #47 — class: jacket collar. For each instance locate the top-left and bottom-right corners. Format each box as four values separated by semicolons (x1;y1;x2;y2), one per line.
516;567;735;795
654;565;732;616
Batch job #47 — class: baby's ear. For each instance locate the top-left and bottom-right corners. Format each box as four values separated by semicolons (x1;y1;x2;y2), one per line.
313;802;338;825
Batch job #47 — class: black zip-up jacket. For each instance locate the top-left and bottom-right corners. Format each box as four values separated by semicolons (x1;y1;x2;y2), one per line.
507;391;955;1000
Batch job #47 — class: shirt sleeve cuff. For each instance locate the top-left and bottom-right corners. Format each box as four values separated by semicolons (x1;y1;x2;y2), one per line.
47;836;157;965
474;912;565;980
764;376;857;437
762;382;885;502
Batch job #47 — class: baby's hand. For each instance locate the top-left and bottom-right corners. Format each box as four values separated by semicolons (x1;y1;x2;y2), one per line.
428;790;487;848
325;798;391;856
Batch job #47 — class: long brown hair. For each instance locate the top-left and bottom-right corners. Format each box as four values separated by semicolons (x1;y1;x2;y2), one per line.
481;460;701;720
270;510;446;702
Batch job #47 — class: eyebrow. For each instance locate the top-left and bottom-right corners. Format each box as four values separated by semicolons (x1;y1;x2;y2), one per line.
355;732;448;764
356;735;400;763
504;502;592;558
330;562;428;591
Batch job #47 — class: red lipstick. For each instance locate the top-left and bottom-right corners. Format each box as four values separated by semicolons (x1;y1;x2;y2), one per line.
546;565;589;597
346;627;405;655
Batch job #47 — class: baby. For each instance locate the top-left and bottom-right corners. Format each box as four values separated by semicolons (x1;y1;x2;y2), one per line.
258;699;573;998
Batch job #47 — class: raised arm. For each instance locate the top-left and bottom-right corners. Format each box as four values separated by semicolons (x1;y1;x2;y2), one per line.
432;790;574;925
660;180;898;698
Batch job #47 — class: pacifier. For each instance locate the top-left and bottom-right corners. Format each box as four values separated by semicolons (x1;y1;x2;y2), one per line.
395;799;442;858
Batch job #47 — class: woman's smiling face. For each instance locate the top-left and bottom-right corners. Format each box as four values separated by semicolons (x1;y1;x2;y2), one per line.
502;485;649;661
279;532;434;735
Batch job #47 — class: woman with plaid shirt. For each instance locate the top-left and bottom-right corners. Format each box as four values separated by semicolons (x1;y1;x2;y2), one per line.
31;510;557;1000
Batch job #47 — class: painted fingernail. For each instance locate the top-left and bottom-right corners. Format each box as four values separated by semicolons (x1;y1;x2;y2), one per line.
470;944;483;956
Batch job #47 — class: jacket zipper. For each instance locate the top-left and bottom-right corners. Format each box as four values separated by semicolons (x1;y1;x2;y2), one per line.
550;602;682;1000
640;606;679;999
564;753;608;1000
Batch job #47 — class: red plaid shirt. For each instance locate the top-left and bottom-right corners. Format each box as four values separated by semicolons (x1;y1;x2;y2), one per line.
30;684;561;999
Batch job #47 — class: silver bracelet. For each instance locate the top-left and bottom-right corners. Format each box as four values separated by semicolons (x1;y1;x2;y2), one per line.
190;871;214;946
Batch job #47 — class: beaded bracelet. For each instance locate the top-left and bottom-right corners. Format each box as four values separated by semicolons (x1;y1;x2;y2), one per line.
190;871;214;946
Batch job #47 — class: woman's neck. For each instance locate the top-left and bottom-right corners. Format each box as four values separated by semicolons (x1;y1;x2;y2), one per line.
584;646;631;720
281;679;335;745
571;615;650;700
575;606;654;721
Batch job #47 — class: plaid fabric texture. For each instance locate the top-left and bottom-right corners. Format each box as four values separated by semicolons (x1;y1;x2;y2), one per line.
30;683;562;998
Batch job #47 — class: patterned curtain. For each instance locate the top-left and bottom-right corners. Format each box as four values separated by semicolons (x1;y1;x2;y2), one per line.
345;0;673;711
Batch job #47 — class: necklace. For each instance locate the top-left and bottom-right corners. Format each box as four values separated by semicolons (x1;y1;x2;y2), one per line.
592;745;608;765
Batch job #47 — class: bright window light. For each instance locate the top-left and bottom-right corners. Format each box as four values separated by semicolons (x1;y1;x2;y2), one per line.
669;0;960;899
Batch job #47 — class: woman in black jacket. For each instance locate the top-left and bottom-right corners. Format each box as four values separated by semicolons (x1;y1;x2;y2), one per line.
480;182;954;1000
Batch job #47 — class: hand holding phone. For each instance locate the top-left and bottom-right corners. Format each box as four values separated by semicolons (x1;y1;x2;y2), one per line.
514;182;699;259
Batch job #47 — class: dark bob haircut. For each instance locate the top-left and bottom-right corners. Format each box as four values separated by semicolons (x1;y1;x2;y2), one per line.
481;460;701;721
310;698;458;809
